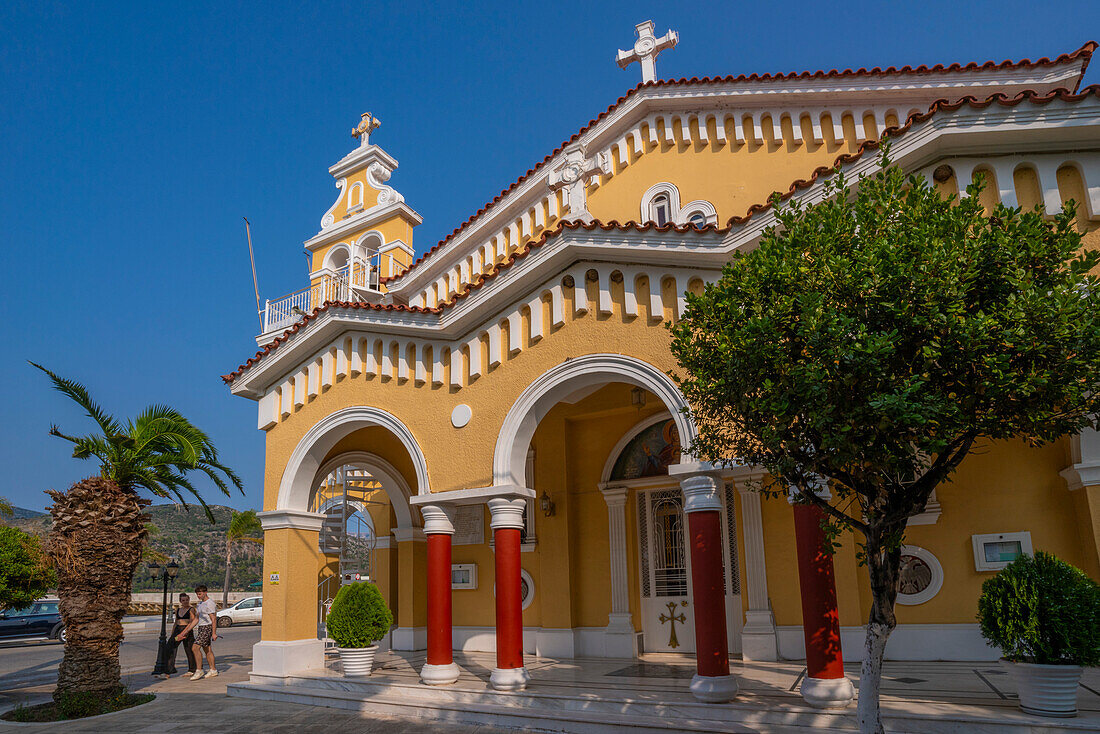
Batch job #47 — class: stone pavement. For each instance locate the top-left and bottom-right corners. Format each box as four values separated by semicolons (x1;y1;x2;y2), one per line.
0;657;510;733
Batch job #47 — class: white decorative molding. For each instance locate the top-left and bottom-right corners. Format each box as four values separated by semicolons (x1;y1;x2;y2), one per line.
420;504;456;536
519;568;535;611
257;508;325;532
640;182;717;227
487;497;527;531
320;178;347;230
737;481;777;661
451;404;472;428
896;545;944;606
367;161;405;207
776;623;1000;662
679;472;723;514
616;20;678;84
1061;428;1100;491
906;489;942;526
276;407;430;512
493;354;696;487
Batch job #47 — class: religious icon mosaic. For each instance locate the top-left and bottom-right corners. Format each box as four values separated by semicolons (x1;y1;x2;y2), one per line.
609;419;681;481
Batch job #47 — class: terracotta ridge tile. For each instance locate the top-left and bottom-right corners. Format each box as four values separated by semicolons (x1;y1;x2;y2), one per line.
223;80;1100;385
379;42;1095;286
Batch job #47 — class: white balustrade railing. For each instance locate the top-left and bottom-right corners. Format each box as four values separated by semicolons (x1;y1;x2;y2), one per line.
264;253;382;333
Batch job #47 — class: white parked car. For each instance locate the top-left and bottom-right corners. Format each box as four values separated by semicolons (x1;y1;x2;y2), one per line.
216;596;262;627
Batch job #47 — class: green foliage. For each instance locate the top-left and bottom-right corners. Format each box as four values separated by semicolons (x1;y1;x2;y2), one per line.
0;526;55;609
978;551;1100;666
0;496;12;519
670;156;1100;545
227;509;263;543
31;363;243;522
325;581;393;648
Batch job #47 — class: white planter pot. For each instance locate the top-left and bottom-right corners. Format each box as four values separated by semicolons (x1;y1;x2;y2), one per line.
1000;658;1083;718
338;644;379;678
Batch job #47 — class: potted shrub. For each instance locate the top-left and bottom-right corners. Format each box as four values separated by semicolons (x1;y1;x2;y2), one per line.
978;551;1100;717
325;581;393;677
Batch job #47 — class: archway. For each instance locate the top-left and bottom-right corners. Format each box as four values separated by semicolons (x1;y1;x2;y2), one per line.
277;405;430;513
493;353;696;488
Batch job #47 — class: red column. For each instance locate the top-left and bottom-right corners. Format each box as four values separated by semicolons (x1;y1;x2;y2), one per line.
488;497;530;691
679;473;738;703
419;505;460;685
792;500;854;707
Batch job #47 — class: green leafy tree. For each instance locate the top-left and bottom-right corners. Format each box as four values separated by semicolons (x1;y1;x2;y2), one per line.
31;363;242;702
325;582;393;648
669;158;1100;733
0;526;55;610
0;496;13;520
223;509;263;605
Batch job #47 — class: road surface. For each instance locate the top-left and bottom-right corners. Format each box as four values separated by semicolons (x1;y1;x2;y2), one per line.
0;622;261;693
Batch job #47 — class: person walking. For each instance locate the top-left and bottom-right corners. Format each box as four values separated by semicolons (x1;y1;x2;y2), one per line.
176;584;219;679
165;592;197;679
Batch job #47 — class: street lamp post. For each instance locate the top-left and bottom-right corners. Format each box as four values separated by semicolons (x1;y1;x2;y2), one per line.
148;559;180;676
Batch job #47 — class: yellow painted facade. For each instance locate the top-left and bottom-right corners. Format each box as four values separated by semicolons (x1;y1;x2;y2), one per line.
233;42;1100;668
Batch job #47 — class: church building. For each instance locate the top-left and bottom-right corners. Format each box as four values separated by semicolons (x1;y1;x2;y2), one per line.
224;23;1100;709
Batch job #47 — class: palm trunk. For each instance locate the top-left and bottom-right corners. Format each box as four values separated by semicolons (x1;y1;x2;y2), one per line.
45;478;149;701
223;540;232;607
857;540;902;734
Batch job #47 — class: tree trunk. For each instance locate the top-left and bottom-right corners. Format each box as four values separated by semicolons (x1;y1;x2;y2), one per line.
857;540;902;734
45;478;148;701
223;540;232;607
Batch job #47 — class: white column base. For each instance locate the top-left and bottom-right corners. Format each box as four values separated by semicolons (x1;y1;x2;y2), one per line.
690;673;738;703
800;675;855;708
420;662;461;685
252;639;325;677
604;612;636;658
490;666;531;691
741;610;778;662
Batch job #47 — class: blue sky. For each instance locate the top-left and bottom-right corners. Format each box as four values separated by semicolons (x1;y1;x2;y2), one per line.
2;0;1098;513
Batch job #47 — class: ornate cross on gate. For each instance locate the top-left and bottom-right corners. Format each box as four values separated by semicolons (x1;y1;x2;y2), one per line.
352;112;381;148
616;20;678;84
659;601;687;649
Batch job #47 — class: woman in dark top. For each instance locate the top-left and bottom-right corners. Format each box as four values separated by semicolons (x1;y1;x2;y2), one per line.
164;592;197;678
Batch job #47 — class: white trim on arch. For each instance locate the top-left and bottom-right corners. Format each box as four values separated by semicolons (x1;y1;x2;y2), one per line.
493;354;696;487
600;411;673;483
323;243;351;271
311;451;415;530
277;406;431;513
640;182;718;227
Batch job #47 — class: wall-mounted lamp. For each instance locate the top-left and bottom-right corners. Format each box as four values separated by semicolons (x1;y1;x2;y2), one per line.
631;386;647;409
539;491;556;517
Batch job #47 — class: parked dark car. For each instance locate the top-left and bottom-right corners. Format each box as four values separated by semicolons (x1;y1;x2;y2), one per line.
0;599;65;643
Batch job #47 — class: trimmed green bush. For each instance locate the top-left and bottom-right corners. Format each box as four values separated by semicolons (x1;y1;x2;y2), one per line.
978;551;1100;666
325;581;393;648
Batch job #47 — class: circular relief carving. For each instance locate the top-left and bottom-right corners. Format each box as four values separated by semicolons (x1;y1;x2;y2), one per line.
451;404;472;429
896;545;943;605
520;569;535;610
560;162;583;184
635;37;656;55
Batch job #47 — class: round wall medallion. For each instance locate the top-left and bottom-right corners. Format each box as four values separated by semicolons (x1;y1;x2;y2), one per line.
520;569;535;610
451;404;472;428
896;545;943;605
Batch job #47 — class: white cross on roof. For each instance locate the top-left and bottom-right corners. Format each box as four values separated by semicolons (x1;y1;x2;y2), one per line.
616;20;678;84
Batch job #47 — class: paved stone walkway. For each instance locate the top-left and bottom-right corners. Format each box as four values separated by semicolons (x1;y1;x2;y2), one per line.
0;660;510;733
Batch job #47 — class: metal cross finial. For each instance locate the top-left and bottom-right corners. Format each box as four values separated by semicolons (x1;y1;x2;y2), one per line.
352;112;382;148
616;20;678;84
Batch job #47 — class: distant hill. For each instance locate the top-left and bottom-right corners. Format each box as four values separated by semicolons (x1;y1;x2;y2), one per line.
7;506;46;520
4;503;263;594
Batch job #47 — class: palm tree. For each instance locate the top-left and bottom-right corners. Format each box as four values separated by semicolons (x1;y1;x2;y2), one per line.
0;496;12;519
31;363;242;701
223;509;263;606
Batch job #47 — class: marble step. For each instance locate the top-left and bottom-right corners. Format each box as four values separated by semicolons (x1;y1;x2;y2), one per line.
227;679;805;733
229;674;1100;734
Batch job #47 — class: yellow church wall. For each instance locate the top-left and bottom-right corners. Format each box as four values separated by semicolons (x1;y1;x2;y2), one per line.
309;215;417;276
760;494;801;626
587;116;857;228
261;526;325;642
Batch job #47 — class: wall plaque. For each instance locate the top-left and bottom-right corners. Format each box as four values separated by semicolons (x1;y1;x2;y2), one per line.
452;505;485;546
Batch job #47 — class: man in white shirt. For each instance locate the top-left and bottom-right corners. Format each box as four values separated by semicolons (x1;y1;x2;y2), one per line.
176;584;218;680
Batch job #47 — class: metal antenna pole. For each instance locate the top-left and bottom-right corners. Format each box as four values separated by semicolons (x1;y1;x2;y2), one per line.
244;217;263;330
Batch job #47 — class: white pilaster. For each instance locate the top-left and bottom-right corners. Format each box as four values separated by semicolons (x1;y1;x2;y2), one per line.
1061;427;1100;490
737;483;777;661
600;485;636;658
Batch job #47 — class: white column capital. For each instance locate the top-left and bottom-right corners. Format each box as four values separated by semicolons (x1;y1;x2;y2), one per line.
787;476;832;504
487;497;527;530
392;527;427;543
258;509;325;532
600;484;629;508
679;473;723;514
1062;428;1100;491
420;504;456;535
